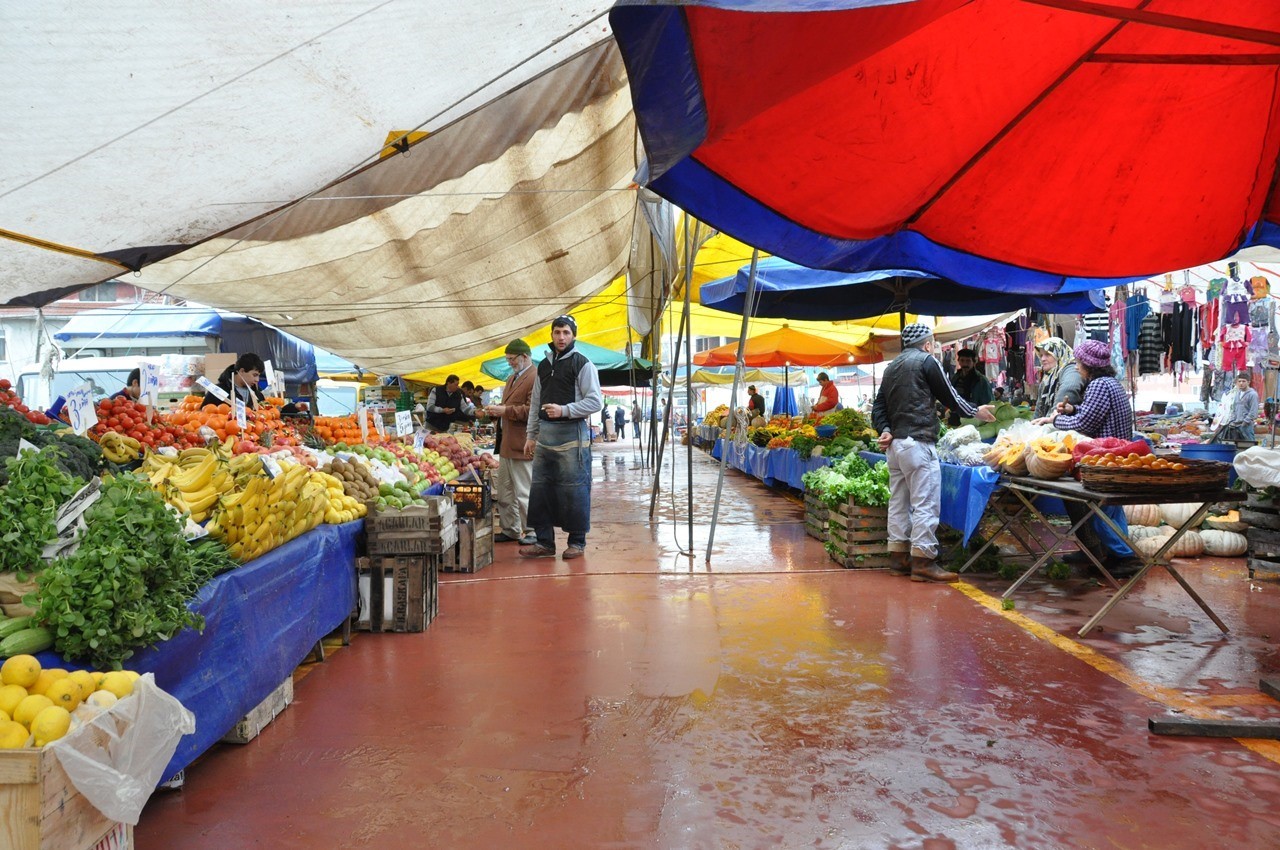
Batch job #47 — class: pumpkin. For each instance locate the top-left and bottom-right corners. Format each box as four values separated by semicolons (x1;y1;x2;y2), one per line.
1169;530;1205;558
1026;445;1072;479
1160;503;1201;528
1204;510;1248;533
1201;529;1248;557
1131;537;1169;563
1124;504;1161;527
1129;526;1173;540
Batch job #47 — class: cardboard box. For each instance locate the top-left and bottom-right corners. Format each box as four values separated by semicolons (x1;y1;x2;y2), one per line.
203;353;237;380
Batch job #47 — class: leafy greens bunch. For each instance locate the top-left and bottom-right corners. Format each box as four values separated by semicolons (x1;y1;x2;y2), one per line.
0;447;84;579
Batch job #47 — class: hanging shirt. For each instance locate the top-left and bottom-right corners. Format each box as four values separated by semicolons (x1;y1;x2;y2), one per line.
1221;323;1251;349
1124;293;1150;351
1138;313;1164;375
1081;312;1109;342
1158;288;1179;314
980;330;1003;363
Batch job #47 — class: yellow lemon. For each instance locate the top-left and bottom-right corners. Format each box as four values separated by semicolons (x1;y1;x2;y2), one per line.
67;671;96;702
85;690;117;710
0;708;8;723
0;720;30;749
98;672;134;700
91;672;106;686
0;684;27;718
31;706;71;747
122;671;140;683
0;655;40;689
28;668;67;697
14;694;53;728
45;679;81;711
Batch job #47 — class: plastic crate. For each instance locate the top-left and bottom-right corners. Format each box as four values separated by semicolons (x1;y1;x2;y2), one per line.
446;481;491;518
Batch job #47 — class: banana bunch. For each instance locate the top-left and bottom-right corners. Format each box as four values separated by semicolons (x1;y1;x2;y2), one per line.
206;460;330;561
141;447;235;523
100;432;142;464
314;470;368;524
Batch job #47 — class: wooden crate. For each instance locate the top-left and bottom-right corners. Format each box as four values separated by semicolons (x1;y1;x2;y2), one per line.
220;676;294;744
827;502;891;569
442;517;494;573
0;748;134;850
366;501;459;555
803;493;829;542
356;555;439;632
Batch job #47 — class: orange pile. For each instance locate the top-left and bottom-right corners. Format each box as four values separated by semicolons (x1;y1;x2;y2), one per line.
165;395;298;444
1079;452;1186;471
313;414;372;444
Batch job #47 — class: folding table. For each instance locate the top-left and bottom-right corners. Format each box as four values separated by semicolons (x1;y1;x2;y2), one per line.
959;474;1244;637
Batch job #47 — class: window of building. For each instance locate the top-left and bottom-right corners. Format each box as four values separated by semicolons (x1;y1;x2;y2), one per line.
0;330;6;362
78;282;118;302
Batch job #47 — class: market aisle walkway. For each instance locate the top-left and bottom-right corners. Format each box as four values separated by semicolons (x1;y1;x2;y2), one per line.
137;437;1280;849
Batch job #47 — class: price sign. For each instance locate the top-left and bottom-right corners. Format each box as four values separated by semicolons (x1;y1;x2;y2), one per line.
196;376;230;402
413;431;425;451
358;404;368;444
374;412;386;438
16;438;39;457
395;410;413;438
261;455;284;479
233;397;247;431
140;362;161;407
66;382;98;436
264;359;277;393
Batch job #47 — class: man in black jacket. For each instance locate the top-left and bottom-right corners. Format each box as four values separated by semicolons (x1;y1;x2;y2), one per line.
873;324;995;582
425;375;474;432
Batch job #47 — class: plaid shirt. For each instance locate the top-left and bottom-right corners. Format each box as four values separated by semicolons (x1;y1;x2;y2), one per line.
1052;376;1133;439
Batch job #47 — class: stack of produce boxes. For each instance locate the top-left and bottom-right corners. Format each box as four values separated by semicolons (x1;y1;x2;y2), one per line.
360;496;458;631
443;479;494;573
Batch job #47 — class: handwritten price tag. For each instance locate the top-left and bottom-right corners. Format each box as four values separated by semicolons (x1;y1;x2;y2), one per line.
413;431;425;451
66;382;98;436
395;410;413;438
264;359;277;394
196;376;230;402
234;397;247;431
140;362;161;407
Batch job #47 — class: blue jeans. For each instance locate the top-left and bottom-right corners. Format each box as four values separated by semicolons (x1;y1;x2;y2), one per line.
528;420;592;551
1065;501;1133;559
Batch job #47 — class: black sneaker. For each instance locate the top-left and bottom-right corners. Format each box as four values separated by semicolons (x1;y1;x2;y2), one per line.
493;532;520;543
1062;549;1098;566
1104;556;1144;579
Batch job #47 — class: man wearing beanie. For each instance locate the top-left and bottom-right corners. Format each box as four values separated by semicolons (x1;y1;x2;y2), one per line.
486;339;537;545
872;323;996;582
521;315;603;559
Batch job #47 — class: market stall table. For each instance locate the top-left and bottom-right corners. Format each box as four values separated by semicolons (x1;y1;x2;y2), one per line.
858;451;1000;546
711;438;831;490
35;520;361;783
963;475;1243;637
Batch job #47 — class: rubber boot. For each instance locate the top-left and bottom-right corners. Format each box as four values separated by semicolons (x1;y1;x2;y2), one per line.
910;555;958;583
887;548;911;577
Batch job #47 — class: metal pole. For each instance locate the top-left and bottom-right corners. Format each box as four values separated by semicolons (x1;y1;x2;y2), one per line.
707;248;760;567
683;233;696;557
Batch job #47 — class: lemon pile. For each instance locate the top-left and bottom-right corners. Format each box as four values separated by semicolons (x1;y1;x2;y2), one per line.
0;655;139;749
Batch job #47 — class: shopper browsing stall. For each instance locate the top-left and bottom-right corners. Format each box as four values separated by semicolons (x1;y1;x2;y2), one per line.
946;348;993;425
1031;337;1084;420
521;315;603;560
425;375;475;432
1045;339;1141;576
872;323;996;582
487;340;537;545
1214;372;1260;442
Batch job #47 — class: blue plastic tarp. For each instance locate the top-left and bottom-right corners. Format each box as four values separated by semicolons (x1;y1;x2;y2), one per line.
860;451;1000;545
36;521;360;783
771;386;798;416
700;257;1106;320
711;440;830;490
53;305;222;340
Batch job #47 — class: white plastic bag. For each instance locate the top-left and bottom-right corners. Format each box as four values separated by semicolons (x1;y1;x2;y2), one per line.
50;673;195;825
1234;446;1280;489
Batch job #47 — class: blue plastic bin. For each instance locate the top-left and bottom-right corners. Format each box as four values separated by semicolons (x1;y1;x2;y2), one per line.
816;425;837;438
1179;442;1239;485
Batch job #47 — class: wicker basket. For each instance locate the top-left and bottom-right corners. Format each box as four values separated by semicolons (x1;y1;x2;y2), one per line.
1078;457;1230;494
1024;446;1072;480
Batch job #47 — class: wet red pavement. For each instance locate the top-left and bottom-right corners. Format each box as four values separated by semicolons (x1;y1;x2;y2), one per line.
137;439;1280;849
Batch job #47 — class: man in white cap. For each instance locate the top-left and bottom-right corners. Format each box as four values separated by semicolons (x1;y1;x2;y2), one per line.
872;323;996;582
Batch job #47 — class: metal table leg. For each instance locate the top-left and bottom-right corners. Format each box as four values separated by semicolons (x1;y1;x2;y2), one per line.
957;494;1025;573
1001;489;1104;598
1078;502;1228;636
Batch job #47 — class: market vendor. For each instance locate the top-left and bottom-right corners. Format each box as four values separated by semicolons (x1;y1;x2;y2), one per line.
203;353;265;409
424;375;475;432
872;323;996;583
1213;372;1259;442
1044;339;1141;577
111;368;142;402
747;385;766;418
1031;337;1084;420
946;348;993;425
812;372;841;417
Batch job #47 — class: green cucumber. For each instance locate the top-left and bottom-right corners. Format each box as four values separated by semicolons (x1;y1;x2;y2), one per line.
0;627;54;657
0;617;34;640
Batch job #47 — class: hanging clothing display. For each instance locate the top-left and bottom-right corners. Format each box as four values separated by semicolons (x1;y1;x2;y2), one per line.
1199;298;1219;350
1124;291;1149;351
1081;312;1109;342
1221;321;1251;372
1249;298;1272;366
1137;313;1163;375
1109;291;1127;380
1223;277;1251;324
1158;287;1179;313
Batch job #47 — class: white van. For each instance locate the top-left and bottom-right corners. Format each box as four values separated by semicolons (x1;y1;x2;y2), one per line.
16;356;141;411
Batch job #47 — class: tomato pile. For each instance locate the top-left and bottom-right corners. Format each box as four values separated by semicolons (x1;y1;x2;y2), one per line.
89;395;204;449
0;379;50;425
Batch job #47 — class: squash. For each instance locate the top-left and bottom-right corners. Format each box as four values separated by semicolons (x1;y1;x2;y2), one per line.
1129;525;1172;540
1160;503;1201;528
1025;444;1072;479
1131;537;1170;563
1169;530;1205;558
1204;509;1248;533
1123;504;1161;527
1201;529;1248;557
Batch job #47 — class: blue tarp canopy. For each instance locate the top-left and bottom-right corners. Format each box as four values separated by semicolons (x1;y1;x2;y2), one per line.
52;305;364;386
54;305;221;339
700;259;1105;321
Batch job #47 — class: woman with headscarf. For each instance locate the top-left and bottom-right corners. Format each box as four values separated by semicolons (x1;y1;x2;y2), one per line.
1032;337;1085;421
1044;339;1140;577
